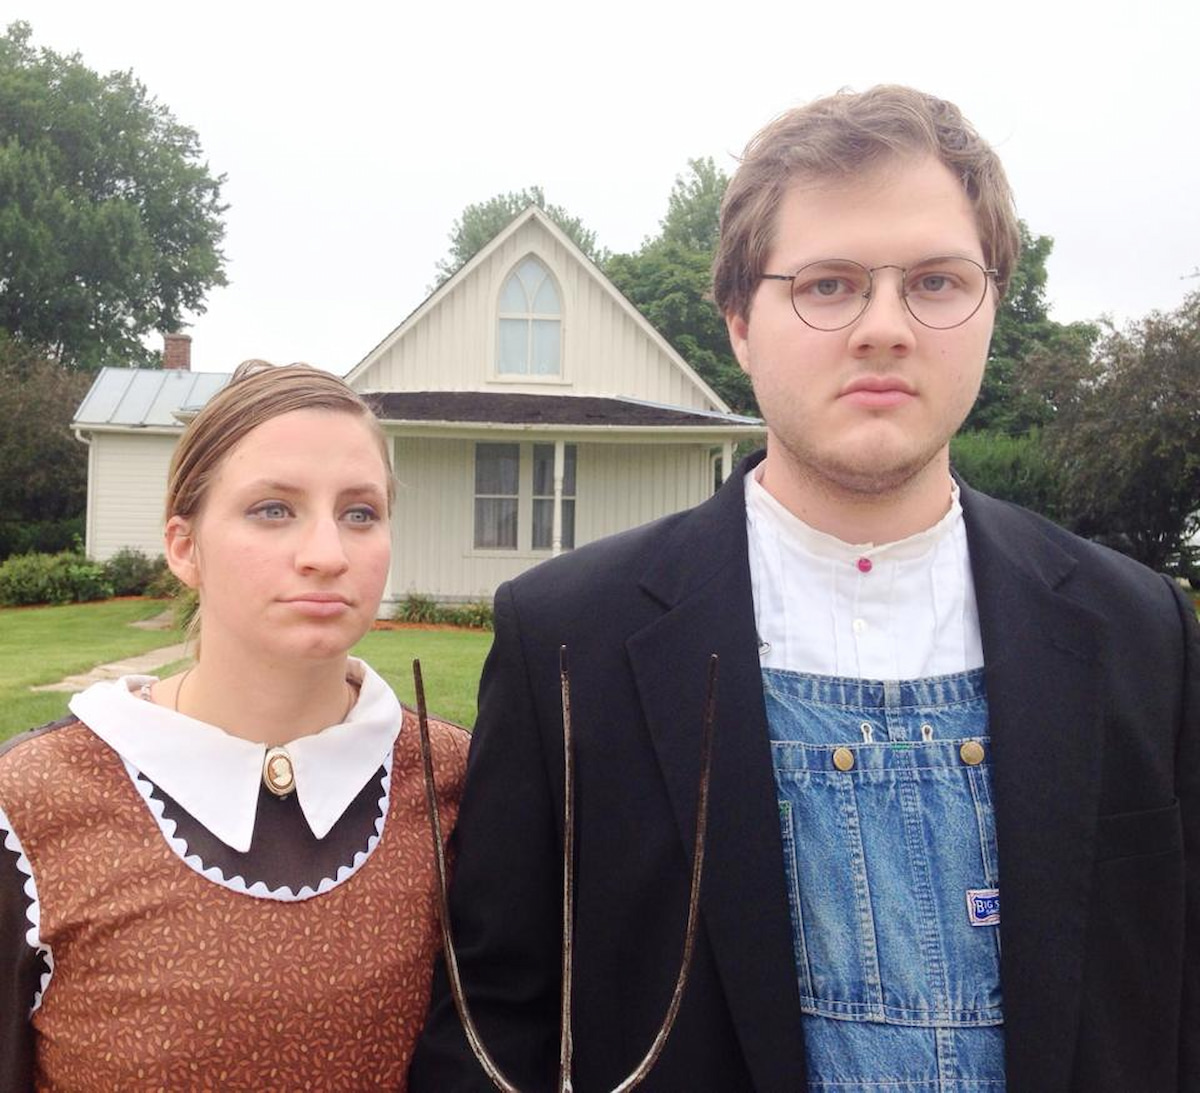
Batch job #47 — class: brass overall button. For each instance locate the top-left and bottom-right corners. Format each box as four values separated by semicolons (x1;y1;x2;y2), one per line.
263;746;296;796
959;740;985;766
832;747;855;772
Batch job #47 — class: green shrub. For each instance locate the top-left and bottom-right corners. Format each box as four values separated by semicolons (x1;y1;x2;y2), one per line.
950;429;1064;520
145;567;185;599
0;551;113;606
443;601;494;630
392;594;494;630
102;548;168;597
395;593;441;625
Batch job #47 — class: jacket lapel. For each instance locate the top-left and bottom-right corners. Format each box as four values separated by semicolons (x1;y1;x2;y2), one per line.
626;458;808;1089
963;487;1107;1091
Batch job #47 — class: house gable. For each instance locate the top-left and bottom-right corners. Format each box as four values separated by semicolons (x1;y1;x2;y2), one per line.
346;207;729;413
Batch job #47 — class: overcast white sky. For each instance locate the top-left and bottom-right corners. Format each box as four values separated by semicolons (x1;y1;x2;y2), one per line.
11;0;1200;374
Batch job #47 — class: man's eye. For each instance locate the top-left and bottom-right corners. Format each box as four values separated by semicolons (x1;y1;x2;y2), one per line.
799;277;855;298
917;274;950;292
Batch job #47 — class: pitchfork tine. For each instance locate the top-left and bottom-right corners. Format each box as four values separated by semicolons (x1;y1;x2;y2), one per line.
417;652;720;1093
557;646;576;1093
609;652;719;1092
414;659;520;1093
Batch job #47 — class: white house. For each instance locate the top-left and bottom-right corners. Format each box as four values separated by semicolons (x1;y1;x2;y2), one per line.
73;207;763;610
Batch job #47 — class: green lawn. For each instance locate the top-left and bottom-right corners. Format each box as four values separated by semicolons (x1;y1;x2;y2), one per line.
352;628;492;727
0;599;182;741
0;600;492;742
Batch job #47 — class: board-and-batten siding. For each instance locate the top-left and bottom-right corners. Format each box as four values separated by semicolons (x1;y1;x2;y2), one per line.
86;432;178;561
360;220;716;411
389;436;716;603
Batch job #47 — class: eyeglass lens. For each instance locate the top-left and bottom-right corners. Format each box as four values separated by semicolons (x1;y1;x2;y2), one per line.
789;257;989;330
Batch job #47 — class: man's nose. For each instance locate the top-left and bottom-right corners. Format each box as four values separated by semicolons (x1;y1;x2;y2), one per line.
849;267;917;351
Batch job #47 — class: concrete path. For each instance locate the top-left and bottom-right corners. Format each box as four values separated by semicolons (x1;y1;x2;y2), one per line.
31;632;190;695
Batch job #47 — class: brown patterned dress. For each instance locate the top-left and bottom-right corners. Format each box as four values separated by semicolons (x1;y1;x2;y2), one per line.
0;705;467;1092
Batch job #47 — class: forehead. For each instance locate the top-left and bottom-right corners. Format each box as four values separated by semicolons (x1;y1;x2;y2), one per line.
770;155;984;265
217;409;388;484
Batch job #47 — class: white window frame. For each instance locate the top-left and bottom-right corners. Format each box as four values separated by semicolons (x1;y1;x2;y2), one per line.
470;440;578;555
493;255;566;384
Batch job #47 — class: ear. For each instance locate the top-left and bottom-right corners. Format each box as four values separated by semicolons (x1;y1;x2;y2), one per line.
164;515;201;590
726;310;752;374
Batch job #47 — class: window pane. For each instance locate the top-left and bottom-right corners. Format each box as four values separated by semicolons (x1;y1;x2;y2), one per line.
532;498;552;550
531;319;561;375
475;499;518;549
497;318;529;373
475;443;519;495
532;444;554;496
563;444;577;496
561;499;575;550
517;257;545;298
499;273;527;313
532;276;560;315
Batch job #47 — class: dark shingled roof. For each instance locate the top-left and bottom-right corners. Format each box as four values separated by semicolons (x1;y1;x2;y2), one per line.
363;392;760;428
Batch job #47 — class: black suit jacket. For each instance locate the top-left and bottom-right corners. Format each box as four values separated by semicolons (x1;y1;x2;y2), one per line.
410;455;1199;1092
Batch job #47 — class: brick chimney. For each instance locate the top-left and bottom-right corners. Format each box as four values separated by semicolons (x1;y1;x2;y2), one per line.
162;333;192;371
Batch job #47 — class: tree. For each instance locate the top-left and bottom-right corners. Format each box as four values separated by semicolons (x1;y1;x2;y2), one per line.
967;223;1099;434
0;22;227;369
434;186;606;285
605;159;756;415
1025;290;1200;573
0;334;92;557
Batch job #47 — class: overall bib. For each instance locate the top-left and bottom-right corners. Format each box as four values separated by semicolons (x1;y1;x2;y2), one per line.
765;667;1006;1091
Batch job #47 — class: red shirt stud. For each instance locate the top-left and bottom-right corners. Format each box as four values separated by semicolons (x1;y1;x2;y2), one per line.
856;557;873;574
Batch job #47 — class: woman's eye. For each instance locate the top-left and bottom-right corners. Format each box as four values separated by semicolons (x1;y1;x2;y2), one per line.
250;501;291;520
343;506;380;525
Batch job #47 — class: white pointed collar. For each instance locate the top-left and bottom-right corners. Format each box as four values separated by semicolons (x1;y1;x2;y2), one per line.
68;658;402;853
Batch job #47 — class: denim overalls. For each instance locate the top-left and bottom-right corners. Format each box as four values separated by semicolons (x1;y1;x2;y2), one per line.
764;667;1006;1091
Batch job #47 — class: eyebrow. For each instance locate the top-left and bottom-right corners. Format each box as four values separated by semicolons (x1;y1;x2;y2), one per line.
240;479;387;499
777;249;984;271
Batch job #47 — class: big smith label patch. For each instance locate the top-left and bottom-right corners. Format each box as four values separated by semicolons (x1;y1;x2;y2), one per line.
967;888;1001;926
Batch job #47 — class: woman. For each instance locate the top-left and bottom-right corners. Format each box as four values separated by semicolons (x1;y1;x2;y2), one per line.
0;361;468;1090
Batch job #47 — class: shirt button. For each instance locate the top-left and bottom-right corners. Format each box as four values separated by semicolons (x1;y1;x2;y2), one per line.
856;557;873;573
960;740;985;766
832;747;855;772
852;618;868;635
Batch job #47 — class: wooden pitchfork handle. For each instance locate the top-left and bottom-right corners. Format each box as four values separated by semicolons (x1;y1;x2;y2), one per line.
415;649;719;1093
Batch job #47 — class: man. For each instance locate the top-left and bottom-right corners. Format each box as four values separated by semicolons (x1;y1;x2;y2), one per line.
410;87;1198;1092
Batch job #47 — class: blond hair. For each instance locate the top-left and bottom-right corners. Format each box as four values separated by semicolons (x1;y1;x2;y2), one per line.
713;85;1020;320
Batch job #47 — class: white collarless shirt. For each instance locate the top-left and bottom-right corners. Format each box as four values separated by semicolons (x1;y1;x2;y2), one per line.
745;470;984;680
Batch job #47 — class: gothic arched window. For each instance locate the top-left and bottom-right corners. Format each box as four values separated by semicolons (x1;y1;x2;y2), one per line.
497;256;561;376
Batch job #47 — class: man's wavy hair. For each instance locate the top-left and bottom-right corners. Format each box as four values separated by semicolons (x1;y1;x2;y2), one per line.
712;85;1021;321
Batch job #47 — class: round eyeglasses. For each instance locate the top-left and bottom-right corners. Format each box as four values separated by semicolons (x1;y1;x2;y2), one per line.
761;256;998;331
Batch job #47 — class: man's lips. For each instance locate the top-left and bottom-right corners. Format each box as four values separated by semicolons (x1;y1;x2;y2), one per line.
839;375;916;408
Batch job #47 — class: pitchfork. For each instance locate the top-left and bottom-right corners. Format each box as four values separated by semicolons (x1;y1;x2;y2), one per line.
415;648;719;1093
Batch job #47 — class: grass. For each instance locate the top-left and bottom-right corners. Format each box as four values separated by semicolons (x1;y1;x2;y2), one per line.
352;628;491;727
117;631;492;726
0;599;182;741
0;600;492;742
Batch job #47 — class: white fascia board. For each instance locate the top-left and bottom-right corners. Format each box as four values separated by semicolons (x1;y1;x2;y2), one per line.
375;419;765;442
70;424;184;438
